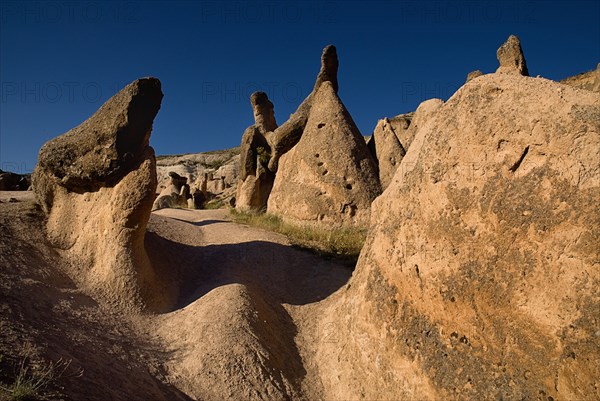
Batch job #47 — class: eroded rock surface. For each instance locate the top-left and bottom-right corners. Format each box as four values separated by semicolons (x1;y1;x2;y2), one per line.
367;118;406;190
561;63;600;93
235;92;277;212
318;73;600;400
236;45;341;212
496;34;529;76
268;81;380;227
32;78;173;312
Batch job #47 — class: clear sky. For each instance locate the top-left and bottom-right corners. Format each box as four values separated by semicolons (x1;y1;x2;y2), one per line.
1;0;599;173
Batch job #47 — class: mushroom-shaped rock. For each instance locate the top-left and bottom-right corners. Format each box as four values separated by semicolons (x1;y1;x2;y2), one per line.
267;81;381;227
496;34;529;76
32;78;173;312
152;171;189;211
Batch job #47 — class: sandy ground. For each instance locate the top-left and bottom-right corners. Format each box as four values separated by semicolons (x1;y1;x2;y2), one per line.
0;193;352;400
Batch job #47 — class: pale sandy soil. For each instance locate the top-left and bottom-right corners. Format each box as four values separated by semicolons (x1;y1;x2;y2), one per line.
0;194;351;400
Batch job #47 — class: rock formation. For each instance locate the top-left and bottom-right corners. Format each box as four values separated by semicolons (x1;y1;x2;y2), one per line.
236;45;341;212
152;171;190;211
317;72;600;400
496;34;529;76
561;63;600;93
267;45;339;173
32;78;173;312
465;69;484;83
367;118;406;190
399;98;444;156
268;81;381;227
236;92;278;212
0;169;30;190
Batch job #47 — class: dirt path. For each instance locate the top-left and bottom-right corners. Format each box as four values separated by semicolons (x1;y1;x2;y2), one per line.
143;208;352;401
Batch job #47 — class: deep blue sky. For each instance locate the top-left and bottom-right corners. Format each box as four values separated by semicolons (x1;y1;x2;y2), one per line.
1;0;599;173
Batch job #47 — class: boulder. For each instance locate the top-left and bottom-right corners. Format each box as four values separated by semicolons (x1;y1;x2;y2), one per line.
496;34;529;76
317;73;600;400
466;69;484;83
268;81;381;227
32;78;173;312
367;118;406;190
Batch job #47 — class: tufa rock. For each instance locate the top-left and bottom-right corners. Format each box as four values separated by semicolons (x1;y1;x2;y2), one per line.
236;92;277;212
496;34;529;76
317;73;600;400
367;118;406;190
236;45;341;212
466;69;484;83
268;81;381;227
398;98;444;153
251;91;277;133
560;63;600;93
152;171;189;211
267;45;340;172
32;78;173;312
34;78;163;194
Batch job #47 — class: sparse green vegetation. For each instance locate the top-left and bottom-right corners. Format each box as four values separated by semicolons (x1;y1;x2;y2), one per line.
230;209;367;263
256;147;271;165
0;345;78;401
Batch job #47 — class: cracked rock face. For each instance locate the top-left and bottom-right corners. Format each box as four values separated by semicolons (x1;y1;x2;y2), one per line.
32;78;173;312
317;73;600;400
268;81;380;227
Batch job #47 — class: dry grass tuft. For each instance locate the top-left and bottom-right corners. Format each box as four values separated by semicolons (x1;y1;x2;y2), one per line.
230;209;366;262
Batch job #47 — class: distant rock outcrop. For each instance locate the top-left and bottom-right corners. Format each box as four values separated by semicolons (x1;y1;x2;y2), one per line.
32;78;173;312
152;171;190;211
0;170;30;190
367;118;406;190
496;34;529;76
560;63;600;93
268;81;380;227
317;72;600;400
465;69;484;83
